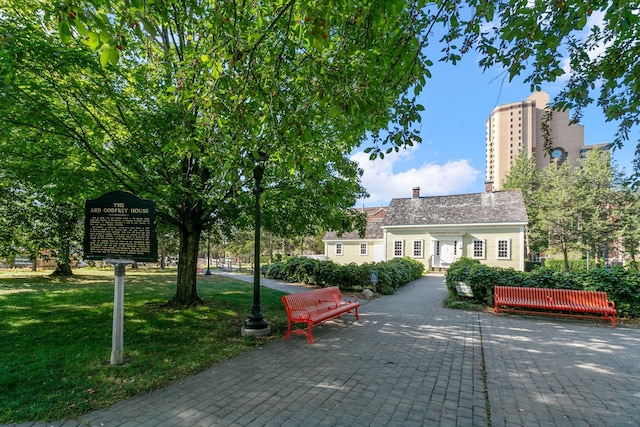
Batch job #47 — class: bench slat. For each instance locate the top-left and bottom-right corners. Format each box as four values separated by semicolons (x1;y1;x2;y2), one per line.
281;287;360;343
494;286;616;327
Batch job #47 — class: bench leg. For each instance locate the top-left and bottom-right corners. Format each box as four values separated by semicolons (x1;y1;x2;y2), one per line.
284;319;292;340
307;325;314;344
284;320;315;343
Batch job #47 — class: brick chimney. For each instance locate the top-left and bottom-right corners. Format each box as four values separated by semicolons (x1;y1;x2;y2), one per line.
485;181;494;193
412;187;420;198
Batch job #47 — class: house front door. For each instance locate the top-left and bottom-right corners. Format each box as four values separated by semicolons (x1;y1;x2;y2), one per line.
439;242;456;266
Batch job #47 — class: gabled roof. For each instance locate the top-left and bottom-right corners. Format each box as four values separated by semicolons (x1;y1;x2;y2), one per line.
324;220;383;240
356;206;387;222
383;191;528;227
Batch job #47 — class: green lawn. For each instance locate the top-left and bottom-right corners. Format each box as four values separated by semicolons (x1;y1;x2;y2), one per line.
0;268;288;423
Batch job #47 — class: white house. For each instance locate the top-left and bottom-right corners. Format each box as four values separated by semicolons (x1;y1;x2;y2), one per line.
324;188;529;271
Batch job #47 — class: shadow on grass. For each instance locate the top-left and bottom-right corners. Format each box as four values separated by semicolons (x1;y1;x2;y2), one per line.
0;269;288;423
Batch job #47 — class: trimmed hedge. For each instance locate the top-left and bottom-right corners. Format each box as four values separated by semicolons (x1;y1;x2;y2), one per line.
445;257;640;318
261;256;425;295
544;258;588;271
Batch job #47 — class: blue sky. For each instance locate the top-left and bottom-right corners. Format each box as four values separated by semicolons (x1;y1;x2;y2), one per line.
351;33;636;208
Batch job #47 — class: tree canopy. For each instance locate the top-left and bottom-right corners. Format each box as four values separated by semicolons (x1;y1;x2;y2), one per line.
444;1;640;181
0;0;436;304
2;0;640;301
504;147;635;270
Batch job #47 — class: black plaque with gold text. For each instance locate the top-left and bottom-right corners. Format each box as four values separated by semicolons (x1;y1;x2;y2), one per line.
84;191;158;262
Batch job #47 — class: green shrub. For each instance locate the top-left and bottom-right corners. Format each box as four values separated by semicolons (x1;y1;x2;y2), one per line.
544;258;588;271
446;258;640;318
445;257;521;303
261;256;424;294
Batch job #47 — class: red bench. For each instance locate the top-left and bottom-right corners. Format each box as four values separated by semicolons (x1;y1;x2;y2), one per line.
281;286;360;343
494;286;616;327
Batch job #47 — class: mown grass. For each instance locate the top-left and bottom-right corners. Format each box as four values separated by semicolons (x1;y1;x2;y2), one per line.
0;268;288;423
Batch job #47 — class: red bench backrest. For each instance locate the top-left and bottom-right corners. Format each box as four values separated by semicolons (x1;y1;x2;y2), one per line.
282;287;342;311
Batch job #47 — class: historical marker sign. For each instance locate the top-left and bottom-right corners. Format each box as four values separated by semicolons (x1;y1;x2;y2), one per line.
84;191;158;262
370;270;379;284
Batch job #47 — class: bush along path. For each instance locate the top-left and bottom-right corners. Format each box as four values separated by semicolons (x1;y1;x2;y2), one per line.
445;257;640;319
261;256;425;295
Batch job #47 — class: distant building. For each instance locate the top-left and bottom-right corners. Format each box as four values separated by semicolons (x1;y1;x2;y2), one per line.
485;91;609;192
324;188;529;271
323;206;387;264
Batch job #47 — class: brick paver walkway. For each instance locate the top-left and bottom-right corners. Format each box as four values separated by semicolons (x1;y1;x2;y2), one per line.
4;274;640;426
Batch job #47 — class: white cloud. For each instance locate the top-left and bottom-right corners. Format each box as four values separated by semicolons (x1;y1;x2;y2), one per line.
351;146;481;207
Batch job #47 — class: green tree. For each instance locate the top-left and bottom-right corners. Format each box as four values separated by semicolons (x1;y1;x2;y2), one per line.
1;0;434;304
574;149;623;267
616;188;640;269
443;1;640;181
39;198;83;276
156;222;180;269
535;161;580;271
0;182;38;266
0;181;84;274
0;128;102;275
502;148;544;259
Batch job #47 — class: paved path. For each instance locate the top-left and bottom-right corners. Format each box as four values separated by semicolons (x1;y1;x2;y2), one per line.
6;274;640;426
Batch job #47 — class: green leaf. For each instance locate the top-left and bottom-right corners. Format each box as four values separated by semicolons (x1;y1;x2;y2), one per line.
450;14;458;28
99;48;111;68
109;47;120;66
84;32;101;50
329;104;342;118
99;47;120;68
58;21;72;43
141;17;158;37
74;19;90;37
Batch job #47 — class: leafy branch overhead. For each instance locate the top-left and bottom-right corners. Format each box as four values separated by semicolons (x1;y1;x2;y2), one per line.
50;0;433;159
2;0;640;304
443;1;640;178
1;0;438;304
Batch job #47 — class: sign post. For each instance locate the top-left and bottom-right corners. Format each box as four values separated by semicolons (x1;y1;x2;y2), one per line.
107;260;133;364
84;191;157;365
370;270;378;293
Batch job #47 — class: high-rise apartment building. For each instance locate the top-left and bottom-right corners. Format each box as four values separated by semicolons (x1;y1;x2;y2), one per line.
485;91;587;192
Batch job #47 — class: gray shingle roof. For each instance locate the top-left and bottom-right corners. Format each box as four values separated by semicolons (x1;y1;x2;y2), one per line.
383;191;528;226
324;219;384;240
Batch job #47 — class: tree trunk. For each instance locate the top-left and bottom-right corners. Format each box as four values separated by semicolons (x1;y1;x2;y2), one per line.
524;226;532;261
50;263;73;276
562;240;570;272
159;250;166;269
169;218;203;306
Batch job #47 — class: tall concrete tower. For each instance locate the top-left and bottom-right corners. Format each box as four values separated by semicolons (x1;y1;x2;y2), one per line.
485;91;585;191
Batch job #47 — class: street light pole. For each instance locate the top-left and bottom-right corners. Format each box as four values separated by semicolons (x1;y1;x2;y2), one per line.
205;233;212;276
242;154;271;336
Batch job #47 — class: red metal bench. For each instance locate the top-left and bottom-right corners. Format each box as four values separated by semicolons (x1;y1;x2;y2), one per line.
281;286;360;343
494;286;616;327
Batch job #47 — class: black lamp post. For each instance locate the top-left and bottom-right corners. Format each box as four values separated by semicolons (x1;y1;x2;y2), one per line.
205;233;212;276
241;153;271;336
